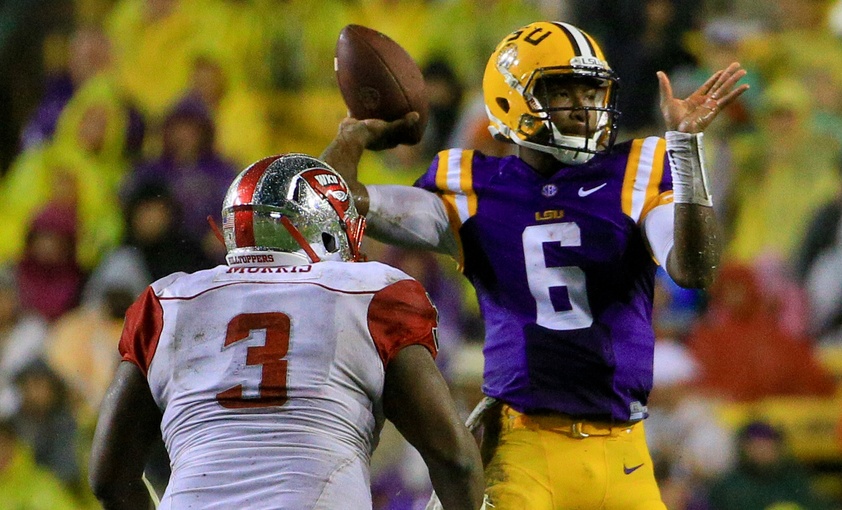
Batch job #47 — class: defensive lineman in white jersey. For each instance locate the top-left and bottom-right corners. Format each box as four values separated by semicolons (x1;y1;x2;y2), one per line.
89;154;485;510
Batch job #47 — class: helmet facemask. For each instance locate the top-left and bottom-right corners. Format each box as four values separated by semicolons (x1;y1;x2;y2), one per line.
520;69;619;164
483;22;621;165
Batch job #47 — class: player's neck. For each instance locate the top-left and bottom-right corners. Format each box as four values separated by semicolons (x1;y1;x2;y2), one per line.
518;147;562;178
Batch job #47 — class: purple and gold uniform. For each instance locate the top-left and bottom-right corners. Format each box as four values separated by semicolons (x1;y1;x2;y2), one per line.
415;138;673;509
417;137;673;423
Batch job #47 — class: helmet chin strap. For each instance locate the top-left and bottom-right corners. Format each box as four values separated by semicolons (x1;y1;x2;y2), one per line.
514;134;597;165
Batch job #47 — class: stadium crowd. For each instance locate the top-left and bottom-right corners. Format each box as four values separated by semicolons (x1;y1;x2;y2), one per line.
0;0;841;508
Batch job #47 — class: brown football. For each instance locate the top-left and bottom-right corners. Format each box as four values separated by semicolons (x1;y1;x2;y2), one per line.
335;24;429;145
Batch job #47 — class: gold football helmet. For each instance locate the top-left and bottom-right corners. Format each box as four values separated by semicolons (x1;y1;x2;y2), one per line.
483;21;620;164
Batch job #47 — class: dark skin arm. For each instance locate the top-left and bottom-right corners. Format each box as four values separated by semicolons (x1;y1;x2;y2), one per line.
383;345;485;510
321;112;420;216
521;64;749;289
89;361;162;510
658;62;749;289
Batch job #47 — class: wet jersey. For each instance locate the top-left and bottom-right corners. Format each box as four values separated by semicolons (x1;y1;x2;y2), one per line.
118;260;438;510
416;138;673;422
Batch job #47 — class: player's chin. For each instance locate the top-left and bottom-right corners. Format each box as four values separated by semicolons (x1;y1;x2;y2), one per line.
555;123;589;137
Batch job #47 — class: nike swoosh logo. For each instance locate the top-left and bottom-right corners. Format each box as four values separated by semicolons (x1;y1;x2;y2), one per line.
623;463;644;475
578;183;607;197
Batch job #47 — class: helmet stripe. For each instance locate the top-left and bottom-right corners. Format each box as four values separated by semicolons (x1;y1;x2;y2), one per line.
554;22;596;58
233;208;255;247
232;155;278;247
234;156;277;205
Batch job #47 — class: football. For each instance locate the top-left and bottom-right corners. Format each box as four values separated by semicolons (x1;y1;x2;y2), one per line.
335;24;429;145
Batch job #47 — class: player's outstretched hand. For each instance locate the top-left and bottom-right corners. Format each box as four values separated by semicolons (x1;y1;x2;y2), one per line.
337;111;421;151
658;62;749;133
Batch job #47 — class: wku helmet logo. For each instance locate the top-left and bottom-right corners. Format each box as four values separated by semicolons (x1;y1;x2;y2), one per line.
300;168;352;216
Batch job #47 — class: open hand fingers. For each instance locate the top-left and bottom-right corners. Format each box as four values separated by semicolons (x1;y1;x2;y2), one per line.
707;63;749;108
693;69;723;97
705;63;744;98
714;83;750;109
657;71;674;105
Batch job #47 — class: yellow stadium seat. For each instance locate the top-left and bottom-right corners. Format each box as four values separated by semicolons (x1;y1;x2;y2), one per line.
713;392;842;463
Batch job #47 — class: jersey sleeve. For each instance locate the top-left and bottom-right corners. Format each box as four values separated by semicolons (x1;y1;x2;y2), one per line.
367;279;438;368
118;286;164;376
620;137;674;224
415;148;487;267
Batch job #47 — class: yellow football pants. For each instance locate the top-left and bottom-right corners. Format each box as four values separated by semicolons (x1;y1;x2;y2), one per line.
483;404;667;510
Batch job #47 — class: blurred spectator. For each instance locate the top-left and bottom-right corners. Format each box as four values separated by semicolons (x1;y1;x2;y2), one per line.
832;0;842;37
646;339;735;510
726;78;841;263
183;54;274;168
706;420;831;510
419;58;465;160
104;0;202;120
0;266;49;418
794;180;842;346
15;204;86;323
573;0;701;136
447;92;517;158
11;359;84;494
47;71;132;190
748;0;842;86
90;183;210;295
424;0;544;87
45;253;147;428
686;263;836;402
670;17;762;226
121;95;237;263
19;25;145;158
0;73;129;269
105;0;275;168
0;417;78;510
0;0;75;174
20;26;110;150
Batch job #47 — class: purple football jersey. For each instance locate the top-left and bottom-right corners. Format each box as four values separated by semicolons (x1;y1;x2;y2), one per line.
415;138;673;422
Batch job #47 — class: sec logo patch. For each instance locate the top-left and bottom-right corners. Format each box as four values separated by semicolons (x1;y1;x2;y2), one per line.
541;184;558;197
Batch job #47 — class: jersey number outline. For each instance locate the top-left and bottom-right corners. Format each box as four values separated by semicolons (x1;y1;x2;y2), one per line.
522;223;593;330
216;312;290;409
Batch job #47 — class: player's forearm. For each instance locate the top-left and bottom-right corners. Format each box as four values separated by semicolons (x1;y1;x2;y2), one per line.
321;121;371;214
668;203;721;288
425;445;486;510
664;131;721;288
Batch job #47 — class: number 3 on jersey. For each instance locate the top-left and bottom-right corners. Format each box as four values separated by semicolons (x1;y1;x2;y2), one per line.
216;312;290;409
523;223;593;330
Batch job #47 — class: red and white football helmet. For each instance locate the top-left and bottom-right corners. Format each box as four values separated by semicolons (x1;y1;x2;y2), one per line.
221;154;366;264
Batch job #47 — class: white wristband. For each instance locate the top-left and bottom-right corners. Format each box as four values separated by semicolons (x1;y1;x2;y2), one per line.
665;131;713;207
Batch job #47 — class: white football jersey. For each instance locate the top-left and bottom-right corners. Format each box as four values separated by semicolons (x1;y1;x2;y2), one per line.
118;260;438;510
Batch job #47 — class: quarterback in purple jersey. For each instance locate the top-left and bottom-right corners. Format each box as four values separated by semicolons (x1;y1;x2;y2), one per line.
324;21;748;510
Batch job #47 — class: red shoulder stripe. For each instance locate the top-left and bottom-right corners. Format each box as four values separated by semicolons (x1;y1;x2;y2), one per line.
368;279;438;368
118;286;164;376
